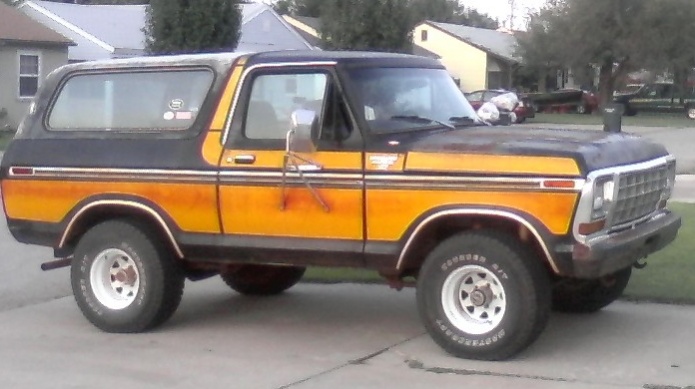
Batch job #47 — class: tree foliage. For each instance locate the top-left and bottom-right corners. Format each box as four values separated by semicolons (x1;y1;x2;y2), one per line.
144;0;242;55
320;0;413;52
273;0;323;17
409;0;498;29
517;0;695;103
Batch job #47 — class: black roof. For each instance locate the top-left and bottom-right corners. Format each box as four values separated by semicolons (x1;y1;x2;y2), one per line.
247;50;443;68
54;50;444;76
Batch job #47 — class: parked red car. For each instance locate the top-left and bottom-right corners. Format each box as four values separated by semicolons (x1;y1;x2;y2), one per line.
464;89;536;123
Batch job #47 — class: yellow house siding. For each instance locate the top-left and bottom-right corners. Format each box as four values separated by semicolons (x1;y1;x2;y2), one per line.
413;23;487;92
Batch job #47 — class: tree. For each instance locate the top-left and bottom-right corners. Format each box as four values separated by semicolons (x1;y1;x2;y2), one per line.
455;7;499;29
517;0;649;104
632;0;695;99
518;0;695;104
272;0;324;17
408;0;458;23
408;0;498;29
320;0;413;52
144;0;242;55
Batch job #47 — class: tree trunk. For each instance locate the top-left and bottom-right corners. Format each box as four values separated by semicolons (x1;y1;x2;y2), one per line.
597;57;630;107
597;62;615;107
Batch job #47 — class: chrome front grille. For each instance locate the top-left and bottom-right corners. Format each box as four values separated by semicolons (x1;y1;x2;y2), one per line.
611;163;672;227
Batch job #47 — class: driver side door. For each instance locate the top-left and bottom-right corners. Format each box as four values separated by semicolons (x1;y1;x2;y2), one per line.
218;66;365;266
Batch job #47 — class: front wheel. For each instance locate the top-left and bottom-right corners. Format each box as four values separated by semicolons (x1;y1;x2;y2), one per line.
416;231;551;361
71;220;185;333
221;265;305;296
552;267;632;313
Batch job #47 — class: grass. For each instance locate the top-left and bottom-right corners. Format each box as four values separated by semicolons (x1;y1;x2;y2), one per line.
529;112;695;128
305;202;695;304
624;202;695;303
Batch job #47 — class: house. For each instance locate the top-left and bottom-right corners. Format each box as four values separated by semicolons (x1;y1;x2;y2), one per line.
0;1;72;129
282;15;322;49
413;21;519;92
283;14;440;58
18;0;315;63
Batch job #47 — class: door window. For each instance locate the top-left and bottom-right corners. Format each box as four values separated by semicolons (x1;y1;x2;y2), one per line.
244;73;328;140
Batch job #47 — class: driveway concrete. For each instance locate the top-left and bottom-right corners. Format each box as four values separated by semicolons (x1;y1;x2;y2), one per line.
1;281;694;389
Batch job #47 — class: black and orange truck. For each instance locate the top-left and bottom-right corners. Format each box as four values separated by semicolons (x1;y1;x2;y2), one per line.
0;51;681;360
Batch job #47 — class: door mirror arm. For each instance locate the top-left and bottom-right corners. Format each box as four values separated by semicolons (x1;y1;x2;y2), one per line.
280;109;329;212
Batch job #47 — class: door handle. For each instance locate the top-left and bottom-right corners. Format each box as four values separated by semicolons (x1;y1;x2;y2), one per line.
290;164;322;172
231;155;256;165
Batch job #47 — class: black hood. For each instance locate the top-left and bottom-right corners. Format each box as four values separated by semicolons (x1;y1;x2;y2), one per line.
398;126;670;175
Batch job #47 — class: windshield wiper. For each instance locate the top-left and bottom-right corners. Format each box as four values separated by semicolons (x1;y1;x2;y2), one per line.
390;115;455;130
449;116;485;126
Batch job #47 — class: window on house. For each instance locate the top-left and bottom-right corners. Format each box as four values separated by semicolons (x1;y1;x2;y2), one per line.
19;54;40;98
421;30;428;42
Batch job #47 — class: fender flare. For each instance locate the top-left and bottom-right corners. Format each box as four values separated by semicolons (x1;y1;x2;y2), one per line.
395;207;560;274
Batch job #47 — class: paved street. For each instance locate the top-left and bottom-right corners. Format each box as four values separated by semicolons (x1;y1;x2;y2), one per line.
1;122;695;388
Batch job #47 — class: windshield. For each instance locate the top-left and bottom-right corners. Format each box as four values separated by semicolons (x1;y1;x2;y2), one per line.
346;67;480;134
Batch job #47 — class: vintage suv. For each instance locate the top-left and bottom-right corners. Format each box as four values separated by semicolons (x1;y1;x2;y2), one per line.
0;51;681;361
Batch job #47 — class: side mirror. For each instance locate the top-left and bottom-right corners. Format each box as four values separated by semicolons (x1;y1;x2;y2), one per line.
287;109;318;154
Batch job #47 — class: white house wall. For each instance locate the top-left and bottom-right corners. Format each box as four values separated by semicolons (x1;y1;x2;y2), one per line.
0;45;69;126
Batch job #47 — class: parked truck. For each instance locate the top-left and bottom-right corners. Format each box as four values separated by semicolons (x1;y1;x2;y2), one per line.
0;51;681;361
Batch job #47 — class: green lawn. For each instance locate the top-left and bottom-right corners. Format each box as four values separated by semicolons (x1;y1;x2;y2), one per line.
624;202;695;303
530;112;695;128
305;202;695;304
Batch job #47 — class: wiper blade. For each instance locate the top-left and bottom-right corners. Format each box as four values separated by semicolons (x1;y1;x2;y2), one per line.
449;116;484;126
390;115;455;130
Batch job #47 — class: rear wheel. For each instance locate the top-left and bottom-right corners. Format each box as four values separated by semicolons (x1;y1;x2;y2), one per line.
71;220;184;333
552;267;632;313
220;265;305;296
686;105;695;120
576;104;587;114
416;231;551;361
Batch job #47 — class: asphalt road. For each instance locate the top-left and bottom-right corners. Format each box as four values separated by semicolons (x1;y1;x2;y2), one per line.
1;123;695;388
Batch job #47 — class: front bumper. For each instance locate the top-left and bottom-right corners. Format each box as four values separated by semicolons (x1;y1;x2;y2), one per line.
570;210;681;278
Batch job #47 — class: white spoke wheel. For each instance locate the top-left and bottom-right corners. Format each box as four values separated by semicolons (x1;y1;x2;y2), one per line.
417;231;551;361
441;265;506;335
90;248;141;310
71;220;184;333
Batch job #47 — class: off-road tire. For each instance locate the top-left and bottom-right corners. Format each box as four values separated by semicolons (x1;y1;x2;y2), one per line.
416;231;551;361
686;105;695;120
552;267;632;313
221;265;306;296
71;219;184;333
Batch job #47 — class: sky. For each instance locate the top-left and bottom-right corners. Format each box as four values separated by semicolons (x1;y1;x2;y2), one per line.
466;0;546;30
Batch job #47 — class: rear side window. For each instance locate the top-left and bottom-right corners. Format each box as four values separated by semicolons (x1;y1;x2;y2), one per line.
48;69;214;131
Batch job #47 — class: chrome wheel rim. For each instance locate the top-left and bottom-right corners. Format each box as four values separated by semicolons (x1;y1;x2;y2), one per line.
441;265;506;335
687;108;695;119
90;248;140;310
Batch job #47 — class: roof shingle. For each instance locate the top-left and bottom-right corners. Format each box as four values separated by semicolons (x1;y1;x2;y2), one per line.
429;21;518;63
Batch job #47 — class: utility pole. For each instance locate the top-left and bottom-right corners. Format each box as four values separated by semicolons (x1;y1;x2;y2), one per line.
507;0;516;30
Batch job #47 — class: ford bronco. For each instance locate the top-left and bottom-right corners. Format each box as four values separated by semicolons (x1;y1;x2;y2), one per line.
0;51;681;361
